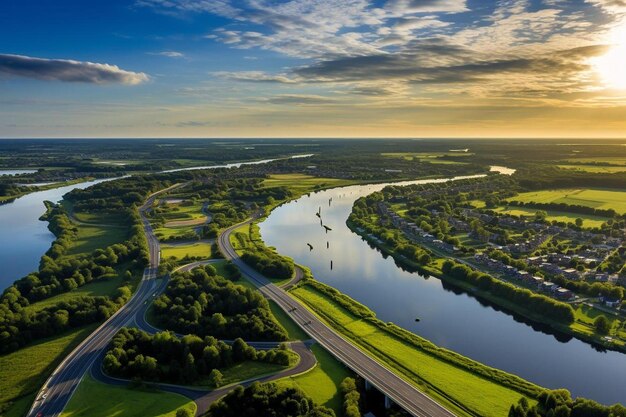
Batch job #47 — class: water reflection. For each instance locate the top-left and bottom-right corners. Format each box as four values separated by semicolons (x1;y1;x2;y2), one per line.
0;178;117;288
260;177;626;405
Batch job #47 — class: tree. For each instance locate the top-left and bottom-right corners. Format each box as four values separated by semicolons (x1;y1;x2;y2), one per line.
176;409;193;417
208;369;224;387
575;218;583;227
594;315;611;335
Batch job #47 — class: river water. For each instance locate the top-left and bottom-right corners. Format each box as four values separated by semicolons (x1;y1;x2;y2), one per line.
0;178;116;289
0;154;313;289
3;160;625;404
259;176;626;405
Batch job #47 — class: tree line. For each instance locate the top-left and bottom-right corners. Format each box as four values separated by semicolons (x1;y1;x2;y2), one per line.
152;266;288;341
508;389;626;417
205;381;335;417
0;174;189;354
442;260;576;323
1;286;131;353
103;328;292;385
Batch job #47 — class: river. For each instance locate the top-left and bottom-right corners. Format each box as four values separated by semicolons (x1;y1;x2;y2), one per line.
259;176;626;405
0;154;313;289
0;178;116;289
3;160;624;404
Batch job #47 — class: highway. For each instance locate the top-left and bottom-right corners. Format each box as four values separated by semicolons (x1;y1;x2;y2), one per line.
26;186;177;417
28;185;317;417
218;218;458;417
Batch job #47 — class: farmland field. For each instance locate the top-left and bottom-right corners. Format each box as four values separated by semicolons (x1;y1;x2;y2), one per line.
492;206;608;228
558;165;626;173
509;188;626;214
261;174;356;192
381;152;471;164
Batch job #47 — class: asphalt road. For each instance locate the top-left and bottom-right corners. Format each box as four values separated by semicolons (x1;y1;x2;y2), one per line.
27;185;178;417
29;185;318;417
218;218;458;417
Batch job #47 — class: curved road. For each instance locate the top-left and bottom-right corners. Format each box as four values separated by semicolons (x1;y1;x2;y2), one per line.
29;185;317;417
27;185;178;417
218;217;458;417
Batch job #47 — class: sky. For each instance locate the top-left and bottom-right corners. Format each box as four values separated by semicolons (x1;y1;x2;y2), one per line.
1;0;626;138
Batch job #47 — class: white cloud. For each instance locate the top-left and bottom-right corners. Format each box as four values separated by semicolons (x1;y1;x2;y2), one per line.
587;0;626;13
0;54;149;85
149;51;185;58
385;0;468;14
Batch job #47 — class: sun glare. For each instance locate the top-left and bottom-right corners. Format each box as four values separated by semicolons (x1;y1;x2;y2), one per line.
594;24;626;90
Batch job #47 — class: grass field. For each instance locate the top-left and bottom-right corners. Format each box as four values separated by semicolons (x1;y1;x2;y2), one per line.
572;304;626;342
0;325;98;417
564;157;626;165
67;224;129;256
493;206;608;228
470;199;608;228
157;201;206;221
276;344;351;415
268;300;309;341
381;152;472;164
212;260;238;280
71;211;126;225
60;375;196;417
291;285;531;417
218;361;292;387
153;225;199;241
261;174;356;193
558;165;626;173
25;274;131;313
509;188;626;214
161;241;213;261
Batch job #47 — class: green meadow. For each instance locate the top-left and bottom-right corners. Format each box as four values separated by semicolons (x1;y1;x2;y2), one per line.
0;325;98;417
60;375;196;417
291;284;533;417
509;188;626;214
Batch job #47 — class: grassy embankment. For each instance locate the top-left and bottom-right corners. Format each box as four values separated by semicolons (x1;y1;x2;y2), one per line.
267;284;351;415
276;344;352;414
290;280;539;417
60;375;196;417
0;325;98;417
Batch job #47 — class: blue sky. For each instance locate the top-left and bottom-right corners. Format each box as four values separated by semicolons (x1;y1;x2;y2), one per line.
1;0;625;138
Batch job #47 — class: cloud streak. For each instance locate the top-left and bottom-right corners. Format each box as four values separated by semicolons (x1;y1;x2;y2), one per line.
0;54;149;84
149;51;185;58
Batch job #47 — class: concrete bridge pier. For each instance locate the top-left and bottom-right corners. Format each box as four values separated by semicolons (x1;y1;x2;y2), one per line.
384;395;393;409
364;380;393;410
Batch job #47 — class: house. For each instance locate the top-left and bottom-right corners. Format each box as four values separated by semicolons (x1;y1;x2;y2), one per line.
540;281;558;293
599;296;622;308
530;276;544;288
555;287;574;300
562;268;581;281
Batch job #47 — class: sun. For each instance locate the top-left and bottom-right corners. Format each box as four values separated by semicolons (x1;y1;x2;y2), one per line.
594;24;626;90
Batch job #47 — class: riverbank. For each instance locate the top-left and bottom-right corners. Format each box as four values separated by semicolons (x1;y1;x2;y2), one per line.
227;177;547;416
0;177;97;206
289;278;540;417
346;219;626;354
